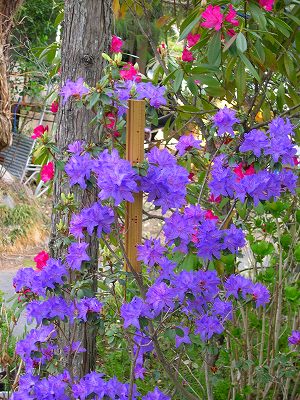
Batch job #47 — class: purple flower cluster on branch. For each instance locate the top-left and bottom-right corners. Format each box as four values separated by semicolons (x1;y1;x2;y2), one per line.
140;147;189;214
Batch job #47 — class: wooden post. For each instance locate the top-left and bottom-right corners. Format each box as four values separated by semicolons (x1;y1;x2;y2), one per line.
125;99;145;273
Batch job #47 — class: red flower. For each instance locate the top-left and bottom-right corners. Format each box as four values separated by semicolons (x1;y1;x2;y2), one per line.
113;131;121;138
258;0;274;12
201;5;224;31
34;250;49;271
187;32;201;48
110;35;123;53
225;5;239;27
50;101;59;114
234;163;255;181
104;112;116;129
181;48;194;62
205;210;219;220
120;63;141;81
32;125;48;139
209;193;222;203
41;162;54;182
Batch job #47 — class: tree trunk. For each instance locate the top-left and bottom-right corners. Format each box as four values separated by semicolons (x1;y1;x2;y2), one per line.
0;0;23;151
49;0;112;377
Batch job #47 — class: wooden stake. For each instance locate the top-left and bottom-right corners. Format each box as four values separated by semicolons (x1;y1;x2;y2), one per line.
125;100;145;273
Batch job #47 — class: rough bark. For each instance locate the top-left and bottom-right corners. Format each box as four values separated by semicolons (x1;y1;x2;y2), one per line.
0;0;23;151
49;0;112;376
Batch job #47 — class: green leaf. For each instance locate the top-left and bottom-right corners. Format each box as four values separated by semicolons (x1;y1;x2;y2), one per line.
179;12;201;41
190;64;219;74
236;60;246;105
236;32;247;53
207;32;221;66
272;17;292;38
276;83;285;112
238;52;261;82
251;241;274;257
173;69;184;93
249;3;267;30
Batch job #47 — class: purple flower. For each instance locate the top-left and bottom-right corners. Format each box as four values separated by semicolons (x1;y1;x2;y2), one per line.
66;242;90;270
16;325;57;371
223;224;245;254
137;238;165;268
63;341;86;354
67;140;85;155
134;364;146;379
239;129;268;157
269;117;294;137
175;326;191;348
251;283;270;308
176;134;202;156
142;387;171;400
141;148;189;214
93;149;139;205
265;135;296;165
288;330;300;346
195;315;224;341
224;274;253;300
194;219;224;261
76;297;103;322
147;147;177;167
14;259;67;298
60;77;89;104
209;155;236;198
69;213;86;239
65;153;93;189
136;82;167;108
211;298;233;321
26;296;75;325
82;202;114;237
145;282;175;316
120;296;149;329
279;169;297;193
213;107;240;137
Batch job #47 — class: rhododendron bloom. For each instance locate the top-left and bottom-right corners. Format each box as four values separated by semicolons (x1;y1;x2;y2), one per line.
213;107;240;136
225;5;239;26
205;210;219;220
110;35;123;53
41;162;54;182
201;5;223;31
181;47;194;62
60;77;89;104
186;32;201;47
259;0;275;11
50;100;59;113
288;330;300;346
120;63;141;81
34;251;49;271
32;125;48;139
104;112;116;129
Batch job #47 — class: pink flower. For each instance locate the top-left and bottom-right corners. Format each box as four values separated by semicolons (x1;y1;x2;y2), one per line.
41;161;54;182
187;32;201;47
201;5;224;31
32;125;48;139
225;5;239;27
50;101;59;113
113;131;121;138
182;48;194;62
120;63;141;81
34;251;49;271
209;193;222;203
104;112;116;129
293;156;300;166
258;0;274;11
205;210;219;220
234;164;256;181
227;29;236;37
110;35;123;53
